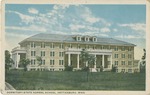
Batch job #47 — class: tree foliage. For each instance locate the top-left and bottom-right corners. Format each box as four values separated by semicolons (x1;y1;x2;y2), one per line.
36;56;42;66
64;65;73;71
5;50;14;70
19;58;30;71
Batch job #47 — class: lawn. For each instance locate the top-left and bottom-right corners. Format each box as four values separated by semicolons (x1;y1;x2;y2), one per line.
5;70;145;90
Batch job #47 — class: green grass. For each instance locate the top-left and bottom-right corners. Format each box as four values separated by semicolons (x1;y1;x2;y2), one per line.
5;70;145;90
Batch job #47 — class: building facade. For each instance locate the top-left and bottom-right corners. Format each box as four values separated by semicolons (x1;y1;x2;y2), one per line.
11;33;140;73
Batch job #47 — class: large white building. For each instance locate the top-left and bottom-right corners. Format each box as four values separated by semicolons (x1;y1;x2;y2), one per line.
11;33;140;73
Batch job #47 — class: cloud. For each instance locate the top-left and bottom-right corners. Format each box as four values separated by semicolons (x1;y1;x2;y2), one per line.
7;10;35;24
28;8;39;14
81;7;100;24
118;23;146;32
6;25;47;32
69;24;85;31
100;27;110;32
115;35;142;39
113;28;118;32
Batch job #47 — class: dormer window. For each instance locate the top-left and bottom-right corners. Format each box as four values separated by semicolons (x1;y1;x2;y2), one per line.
85;37;89;41
76;36;81;41
93;37;97;42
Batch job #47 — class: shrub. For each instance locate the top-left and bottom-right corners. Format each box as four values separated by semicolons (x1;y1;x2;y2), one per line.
64;65;73;71
81;66;89;72
111;65;117;72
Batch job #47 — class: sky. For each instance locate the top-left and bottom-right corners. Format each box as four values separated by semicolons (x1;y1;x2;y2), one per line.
5;4;146;59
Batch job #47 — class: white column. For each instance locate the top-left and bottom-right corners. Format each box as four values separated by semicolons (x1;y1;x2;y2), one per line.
68;53;71;66
94;55;96;69
86;62;88;67
102;55;104;68
77;54;79;69
16;53;20;68
110;54;112;69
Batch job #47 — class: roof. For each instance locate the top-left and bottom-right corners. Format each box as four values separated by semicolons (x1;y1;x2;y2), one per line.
19;33;136;46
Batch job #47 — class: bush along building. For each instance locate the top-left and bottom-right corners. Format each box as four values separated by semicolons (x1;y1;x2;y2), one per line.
11;33;140;73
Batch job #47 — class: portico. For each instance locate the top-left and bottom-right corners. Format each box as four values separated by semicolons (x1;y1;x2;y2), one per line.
65;48;113;71
11;47;26;69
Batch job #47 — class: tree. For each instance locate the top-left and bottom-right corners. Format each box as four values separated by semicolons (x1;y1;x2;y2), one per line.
88;54;96;69
5;50;14;71
19;58;30;71
36;56;42;66
80;49;89;68
80;49;96;82
140;49;146;73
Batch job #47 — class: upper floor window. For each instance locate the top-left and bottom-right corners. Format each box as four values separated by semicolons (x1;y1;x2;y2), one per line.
114;61;118;65
84;37;89;41
59;52;64;57
68;44;72;48
59;60;64;65
31;51;36;56
121;54;126;58
121;47;125;51
50;51;55;57
31;59;36;65
121;61;126;65
59;44;64;49
128;61;132;65
50;43;54;48
76;36;81;41
50;59;55;65
41;43;45;48
114;54;119;58
114;47;118;51
41;51;45;57
41;59;45;65
93;37;97;42
31;42;36;48
128;47;132;51
77;44;80;49
128;54;132;59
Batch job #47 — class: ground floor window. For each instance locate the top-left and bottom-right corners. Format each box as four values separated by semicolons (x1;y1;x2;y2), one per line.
128;69;132;73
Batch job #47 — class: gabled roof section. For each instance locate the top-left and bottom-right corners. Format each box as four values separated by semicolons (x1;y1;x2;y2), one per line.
19;33;136;46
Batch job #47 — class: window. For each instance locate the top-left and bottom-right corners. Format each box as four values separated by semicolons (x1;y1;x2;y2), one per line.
50;43;54;48
128;61;132;65
121;69;125;72
121;54;125;58
41;60;45;65
128;54;132;59
31;42;36;48
93;37;97;42
77;44;80;49
59;60;64;65
114;61;118;65
114;54;119;58
128;69;132;73
31;51;36;56
59;44;64;49
59;52;64;57
50;59;55;65
85;37;89;41
41;51;45;56
121;61;126;65
128;47;132;51
31;59;36;65
41;43;45;48
93;46;96;49
121;47;125;51
114;47;118;51
50;51;55;57
77;37;81;41
69;44;72;48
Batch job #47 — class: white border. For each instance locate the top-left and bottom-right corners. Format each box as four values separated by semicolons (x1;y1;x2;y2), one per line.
1;0;150;95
